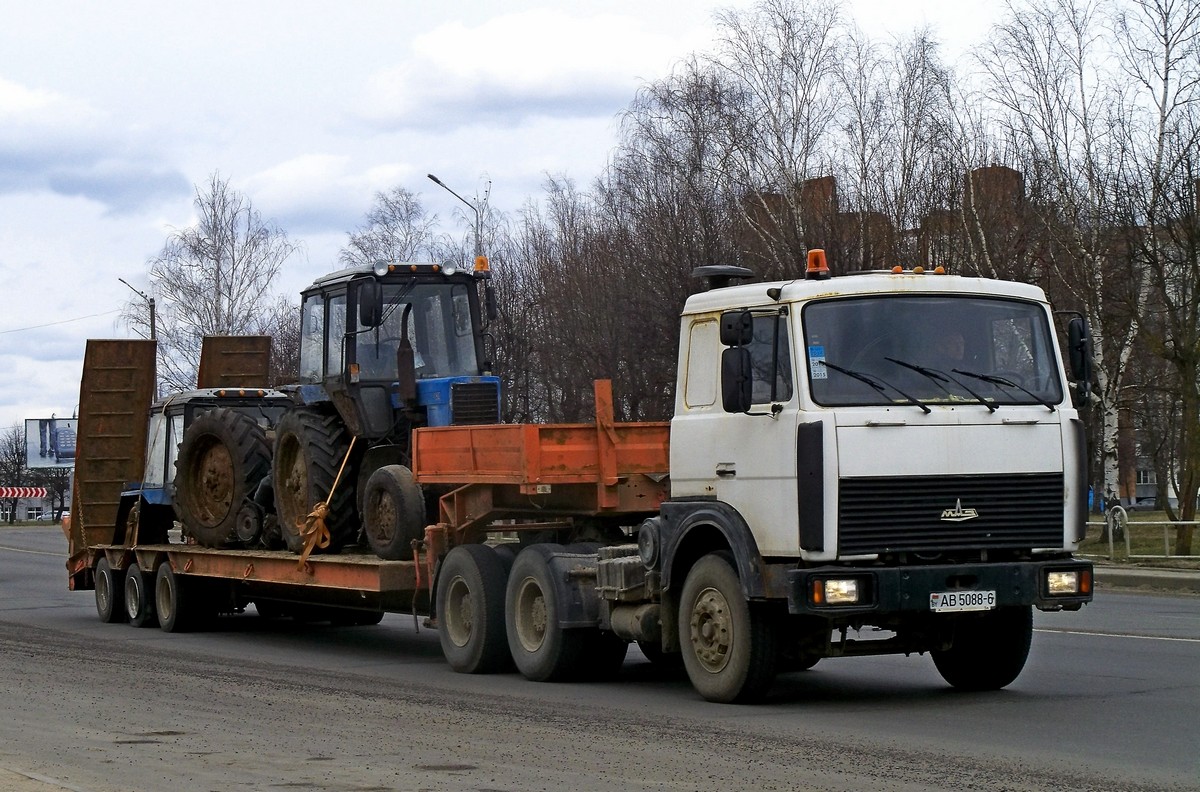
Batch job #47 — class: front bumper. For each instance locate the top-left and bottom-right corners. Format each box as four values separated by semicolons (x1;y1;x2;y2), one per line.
786;559;1093;617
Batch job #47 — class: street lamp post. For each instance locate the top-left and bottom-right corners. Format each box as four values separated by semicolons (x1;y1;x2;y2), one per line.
118;277;156;340
427;173;488;263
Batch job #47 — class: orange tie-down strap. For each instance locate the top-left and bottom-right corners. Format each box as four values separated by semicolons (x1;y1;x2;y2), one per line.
297;437;357;570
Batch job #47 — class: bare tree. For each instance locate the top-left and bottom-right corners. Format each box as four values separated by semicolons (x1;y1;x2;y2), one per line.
0;424;26;524
124;173;297;391
1114;0;1200;550
340;186;439;266
252;295;302;388
978;0;1142;514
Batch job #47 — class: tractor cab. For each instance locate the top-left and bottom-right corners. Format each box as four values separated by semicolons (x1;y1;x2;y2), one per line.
294;262;501;441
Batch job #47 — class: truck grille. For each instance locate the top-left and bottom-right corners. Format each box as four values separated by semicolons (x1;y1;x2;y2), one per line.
450;381;500;425
837;473;1064;555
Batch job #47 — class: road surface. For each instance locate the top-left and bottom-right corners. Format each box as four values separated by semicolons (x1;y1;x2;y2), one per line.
0;526;1196;791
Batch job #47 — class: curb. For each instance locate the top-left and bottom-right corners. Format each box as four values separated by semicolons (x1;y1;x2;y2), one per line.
1093;565;1200;595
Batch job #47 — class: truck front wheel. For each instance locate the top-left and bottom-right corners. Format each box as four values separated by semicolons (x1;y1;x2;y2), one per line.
437;545;512;674
932;605;1033;691
679;552;777;703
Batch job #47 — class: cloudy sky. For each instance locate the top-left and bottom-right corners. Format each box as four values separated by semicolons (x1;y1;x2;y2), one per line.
0;0;997;434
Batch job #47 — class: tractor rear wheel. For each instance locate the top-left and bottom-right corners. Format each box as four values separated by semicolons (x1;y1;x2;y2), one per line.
174;408;271;548
273;408;358;554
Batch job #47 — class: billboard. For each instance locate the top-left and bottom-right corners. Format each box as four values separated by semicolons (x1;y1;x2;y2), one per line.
25;417;77;469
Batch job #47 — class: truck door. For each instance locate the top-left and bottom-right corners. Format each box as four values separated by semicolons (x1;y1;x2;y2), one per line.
670;310;801;558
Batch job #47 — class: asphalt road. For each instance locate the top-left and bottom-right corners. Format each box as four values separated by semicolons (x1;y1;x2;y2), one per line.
0;525;1197;792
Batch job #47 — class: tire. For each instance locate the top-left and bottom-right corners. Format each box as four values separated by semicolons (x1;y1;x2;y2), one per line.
124;564;157;628
95;557;126;624
678;553;778;703
174;408;272;548
505;544;586;682
437;545;513;674
155;562;192;633
362;465;425;560
932;606;1033;691
273;408;358;554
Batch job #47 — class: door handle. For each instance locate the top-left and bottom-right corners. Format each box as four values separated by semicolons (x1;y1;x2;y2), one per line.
716;462;736;478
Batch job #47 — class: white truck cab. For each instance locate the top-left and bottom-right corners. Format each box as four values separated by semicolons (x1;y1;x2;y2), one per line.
630;253;1094;702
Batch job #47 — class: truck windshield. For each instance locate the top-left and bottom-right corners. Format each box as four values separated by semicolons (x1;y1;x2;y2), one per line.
803;295;1064;408
355;282;480;381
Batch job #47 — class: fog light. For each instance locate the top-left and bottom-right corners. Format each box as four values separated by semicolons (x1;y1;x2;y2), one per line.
821;578;860;605
1047;570;1080;595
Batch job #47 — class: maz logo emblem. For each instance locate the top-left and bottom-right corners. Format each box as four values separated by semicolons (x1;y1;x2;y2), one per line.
940;498;979;522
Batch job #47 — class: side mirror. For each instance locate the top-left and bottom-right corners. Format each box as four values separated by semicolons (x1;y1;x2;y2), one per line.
485;284;497;322
358;279;383;329
721;347;753;413
720;310;753;346
1067;316;1092;405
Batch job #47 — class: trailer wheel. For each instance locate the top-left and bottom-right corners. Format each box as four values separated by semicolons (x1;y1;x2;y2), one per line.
436;545;512;673
175;408;271;548
679;552;777;703
362;465;425;560
932;606;1032;691
505;544;586;682
155;563;192;633
274;408;358;554
94;557;126;624
124;565;157;628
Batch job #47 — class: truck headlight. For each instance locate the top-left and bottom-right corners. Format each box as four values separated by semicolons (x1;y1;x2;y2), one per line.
1046;569;1091;595
814;578;860;605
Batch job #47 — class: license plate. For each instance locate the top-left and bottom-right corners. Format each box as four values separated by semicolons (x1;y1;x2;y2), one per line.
930;590;996;612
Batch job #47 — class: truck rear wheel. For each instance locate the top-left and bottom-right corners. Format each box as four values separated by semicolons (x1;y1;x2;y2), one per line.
273;408;358;554
505;544;586;682
932;605;1033;691
124;564;157;628
437;545;512;673
175;408;271;548
94;557;126;624
679;553;777;703
363;465;425;560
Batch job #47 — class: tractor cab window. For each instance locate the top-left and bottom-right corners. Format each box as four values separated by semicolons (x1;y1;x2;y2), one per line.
299;294;325;383
747;314;793;404
354;282;480;382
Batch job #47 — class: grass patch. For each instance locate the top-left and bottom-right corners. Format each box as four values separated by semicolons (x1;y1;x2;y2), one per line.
1082;510;1200;568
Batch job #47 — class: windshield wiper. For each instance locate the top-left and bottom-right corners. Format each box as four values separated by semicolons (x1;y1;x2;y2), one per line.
952;369;1056;412
885;357;997;413
824;361;930;414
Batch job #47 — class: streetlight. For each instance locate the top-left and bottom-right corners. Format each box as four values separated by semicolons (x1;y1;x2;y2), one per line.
426;172;498;343
427;173;488;264
118;277;156;340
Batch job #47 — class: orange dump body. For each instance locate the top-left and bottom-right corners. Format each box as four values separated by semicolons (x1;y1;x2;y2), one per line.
412;381;670;543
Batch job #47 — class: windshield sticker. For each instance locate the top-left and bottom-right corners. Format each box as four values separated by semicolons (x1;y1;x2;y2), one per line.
808;345;828;380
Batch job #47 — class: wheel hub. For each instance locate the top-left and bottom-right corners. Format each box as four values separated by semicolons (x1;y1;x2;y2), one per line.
514;577;548;653
444;575;474;648
689;586;732;673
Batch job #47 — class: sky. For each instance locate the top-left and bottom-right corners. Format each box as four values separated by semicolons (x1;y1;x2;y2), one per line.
0;0;1000;435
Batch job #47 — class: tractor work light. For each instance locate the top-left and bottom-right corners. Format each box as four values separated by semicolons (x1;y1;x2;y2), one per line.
812;577;861;606
1046;569;1091;596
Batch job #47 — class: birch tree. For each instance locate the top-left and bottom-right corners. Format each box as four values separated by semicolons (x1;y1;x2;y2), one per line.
124;173;297;391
